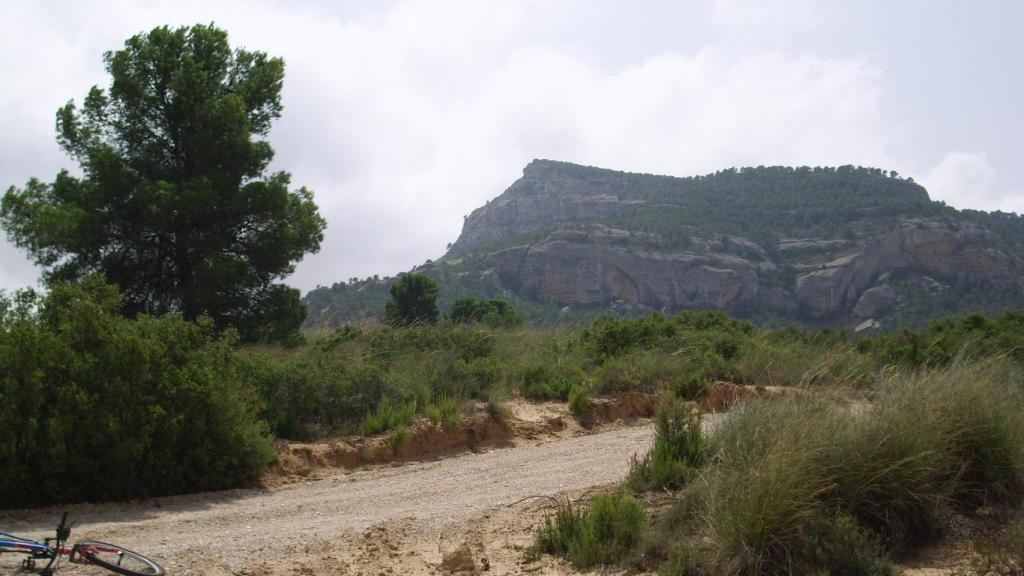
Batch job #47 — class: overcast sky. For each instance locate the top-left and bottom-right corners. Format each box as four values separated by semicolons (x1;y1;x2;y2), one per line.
2;0;1022;293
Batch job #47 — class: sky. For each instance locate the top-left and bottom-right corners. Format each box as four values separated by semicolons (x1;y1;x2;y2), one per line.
1;0;1022;293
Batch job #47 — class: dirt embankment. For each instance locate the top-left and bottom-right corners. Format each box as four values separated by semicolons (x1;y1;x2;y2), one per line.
267;392;658;485
267;383;801;485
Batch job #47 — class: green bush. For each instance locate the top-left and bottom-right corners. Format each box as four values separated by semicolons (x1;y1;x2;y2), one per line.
449;296;523;328
795;515;893;576
629;394;705;491
360;397;417;436
661;543;706;576
485;385;512;421
0;276;273;507
241;353;401;439
519;364;583;400
700;362;1024;572
422;354;504;400
387;425;410;452
583;311;755;362
568;383;592;420
426;395;462;428
858;311;1024;367
368;324;495;362
532;491;647;570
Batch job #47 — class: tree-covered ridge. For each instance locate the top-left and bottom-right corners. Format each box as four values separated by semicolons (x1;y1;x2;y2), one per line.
304;160;1024;329
452;160;941;256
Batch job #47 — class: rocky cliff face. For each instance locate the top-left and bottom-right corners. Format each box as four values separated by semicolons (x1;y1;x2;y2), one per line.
438;160;1024;327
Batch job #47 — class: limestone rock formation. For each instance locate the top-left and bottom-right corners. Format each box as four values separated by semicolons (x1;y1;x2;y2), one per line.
444;161;1024;325
305;160;1024;327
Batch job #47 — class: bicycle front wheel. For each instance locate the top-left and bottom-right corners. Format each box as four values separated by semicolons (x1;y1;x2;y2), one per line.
72;540;164;576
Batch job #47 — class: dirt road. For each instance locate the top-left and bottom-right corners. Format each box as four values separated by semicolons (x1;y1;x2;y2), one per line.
0;423;656;575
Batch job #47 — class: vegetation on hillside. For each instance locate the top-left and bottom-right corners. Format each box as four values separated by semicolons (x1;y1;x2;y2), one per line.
303;162;1024;329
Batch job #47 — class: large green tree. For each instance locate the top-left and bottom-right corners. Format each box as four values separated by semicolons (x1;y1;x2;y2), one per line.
385;273;439;326
1;24;325;341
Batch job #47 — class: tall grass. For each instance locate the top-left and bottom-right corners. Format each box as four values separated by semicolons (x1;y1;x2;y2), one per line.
628;393;706;492
425;395;463;428
532;491;647;570
700;361;1024;573
360;398;417;436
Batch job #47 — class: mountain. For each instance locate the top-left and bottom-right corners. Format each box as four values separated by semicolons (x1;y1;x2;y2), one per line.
304;160;1024;329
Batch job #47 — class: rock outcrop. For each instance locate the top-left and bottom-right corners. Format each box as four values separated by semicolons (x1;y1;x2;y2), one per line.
486;231;760;310
305;160;1024;328
794;219;1018;318
443;160;1024;325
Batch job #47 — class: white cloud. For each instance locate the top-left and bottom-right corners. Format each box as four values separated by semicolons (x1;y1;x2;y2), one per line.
922;152;1024;213
0;0;1018;294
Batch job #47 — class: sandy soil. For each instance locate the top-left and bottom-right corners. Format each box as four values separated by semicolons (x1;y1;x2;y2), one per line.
0;421;656;575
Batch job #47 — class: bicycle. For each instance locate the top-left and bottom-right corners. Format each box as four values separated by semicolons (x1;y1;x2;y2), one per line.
0;512;164;575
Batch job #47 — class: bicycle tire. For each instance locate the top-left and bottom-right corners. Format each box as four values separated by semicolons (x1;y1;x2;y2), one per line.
72;540;164;576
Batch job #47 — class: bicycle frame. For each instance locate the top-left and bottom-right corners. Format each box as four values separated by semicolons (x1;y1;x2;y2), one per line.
0;531;54;554
2;513;164;576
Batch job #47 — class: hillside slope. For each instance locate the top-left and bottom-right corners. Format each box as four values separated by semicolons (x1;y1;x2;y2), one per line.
305;160;1024;328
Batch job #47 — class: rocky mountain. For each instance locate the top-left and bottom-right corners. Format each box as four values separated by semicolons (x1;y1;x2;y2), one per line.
305;160;1024;329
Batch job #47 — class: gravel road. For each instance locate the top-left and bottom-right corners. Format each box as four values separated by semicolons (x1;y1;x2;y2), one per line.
0;423;656;574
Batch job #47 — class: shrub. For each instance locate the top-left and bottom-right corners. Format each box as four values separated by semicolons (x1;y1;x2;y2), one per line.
241;353;400;439
449;296;522;328
422;354;503;400
387;425;410;453
385;272;439;326
0;277;274;507
584;313;673;360
661;543;706;576
568;383;592;421
326;324;362;346
532;498;586;559
629;394;706;491
795;515;893;576
360;397;417;436
532;492;647;570
519;364;582;400
702;400;835;574
699;362;1024;572
485;385;511;421
426;395;462;428
368;324;495;361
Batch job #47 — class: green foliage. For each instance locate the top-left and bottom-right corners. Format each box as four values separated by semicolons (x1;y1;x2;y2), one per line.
1;24;325;342
302;161;1024;329
360;397;417;436
239;352;401;440
485;385;512;421
584;311;755;363
519;363;584;400
387;425;410;453
795;515;893;576
426;395;462;428
597;351;715;398
858;310;1024;367
0;276;273;507
325;324;362;346
385;272;439;326
661;543;706;576
700;362;1024;572
532;492;647;570
567;383;592;420
450;296;523;327
368;324;495;361
628;394;705;492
